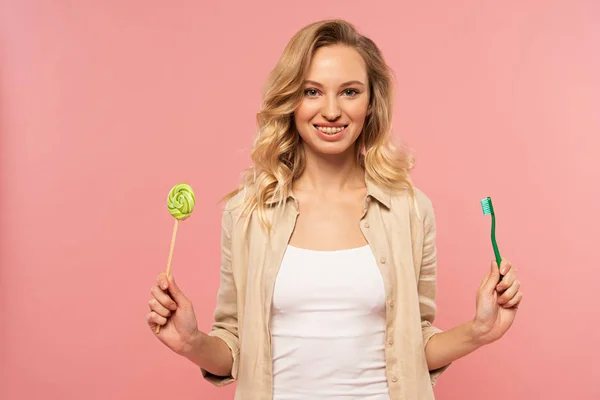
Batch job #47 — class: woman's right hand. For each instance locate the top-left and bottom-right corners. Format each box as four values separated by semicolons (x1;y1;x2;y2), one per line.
147;273;201;355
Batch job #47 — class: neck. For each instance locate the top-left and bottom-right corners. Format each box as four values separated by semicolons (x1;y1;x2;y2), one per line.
294;143;365;194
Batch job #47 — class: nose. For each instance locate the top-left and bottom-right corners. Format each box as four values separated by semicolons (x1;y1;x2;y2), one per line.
322;95;341;121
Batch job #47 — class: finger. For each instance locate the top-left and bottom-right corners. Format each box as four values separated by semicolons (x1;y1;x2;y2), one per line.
479;260;497;290
146;311;167;328
167;275;189;306
150;285;178;311
146;312;156;329
156;272;169;291
482;260;501;294
479;267;493;290
498;280;520;305
498;259;512;276
496;265;516;293
148;298;171;318
503;291;523;309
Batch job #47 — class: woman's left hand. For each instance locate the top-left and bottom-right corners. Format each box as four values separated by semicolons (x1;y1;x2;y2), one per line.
471;259;523;345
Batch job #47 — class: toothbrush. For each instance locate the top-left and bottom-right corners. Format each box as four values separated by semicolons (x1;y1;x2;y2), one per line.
480;196;504;280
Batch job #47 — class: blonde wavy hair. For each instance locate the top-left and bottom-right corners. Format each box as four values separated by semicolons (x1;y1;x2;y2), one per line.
223;19;415;231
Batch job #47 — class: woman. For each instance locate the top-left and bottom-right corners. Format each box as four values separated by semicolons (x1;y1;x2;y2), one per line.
147;19;523;400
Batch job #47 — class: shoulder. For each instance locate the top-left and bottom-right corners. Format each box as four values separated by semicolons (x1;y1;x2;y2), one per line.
389;185;435;221
223;190;245;214
412;187;437;235
414;186;434;216
220;190;247;232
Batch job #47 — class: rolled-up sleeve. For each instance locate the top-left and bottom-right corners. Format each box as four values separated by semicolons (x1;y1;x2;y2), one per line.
201;206;240;386
417;192;451;387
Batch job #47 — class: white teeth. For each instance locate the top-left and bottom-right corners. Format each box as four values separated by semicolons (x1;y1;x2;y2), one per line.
315;125;346;134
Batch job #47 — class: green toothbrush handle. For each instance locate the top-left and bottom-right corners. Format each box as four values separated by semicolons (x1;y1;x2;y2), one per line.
491;214;504;280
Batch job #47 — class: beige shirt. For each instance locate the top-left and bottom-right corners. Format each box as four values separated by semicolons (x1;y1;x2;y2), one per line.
201;176;450;399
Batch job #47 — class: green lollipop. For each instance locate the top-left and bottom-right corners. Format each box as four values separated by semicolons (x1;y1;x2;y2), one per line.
156;183;195;334
167;183;195;221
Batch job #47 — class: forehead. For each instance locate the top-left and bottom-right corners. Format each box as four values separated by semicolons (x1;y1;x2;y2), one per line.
305;45;368;85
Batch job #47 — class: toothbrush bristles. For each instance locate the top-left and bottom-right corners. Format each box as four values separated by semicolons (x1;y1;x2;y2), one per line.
480;197;493;215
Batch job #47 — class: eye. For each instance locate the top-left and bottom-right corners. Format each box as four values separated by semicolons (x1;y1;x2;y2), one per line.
342;88;359;97
304;88;319;97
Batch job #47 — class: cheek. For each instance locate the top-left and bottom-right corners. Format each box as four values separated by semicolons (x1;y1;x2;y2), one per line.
293;105;313;142
346;100;370;123
294;101;318;124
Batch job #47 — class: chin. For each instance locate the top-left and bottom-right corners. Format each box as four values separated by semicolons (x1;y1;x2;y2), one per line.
317;143;353;155
305;139;357;157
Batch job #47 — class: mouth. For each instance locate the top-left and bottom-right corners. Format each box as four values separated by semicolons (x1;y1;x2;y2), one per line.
313;124;348;135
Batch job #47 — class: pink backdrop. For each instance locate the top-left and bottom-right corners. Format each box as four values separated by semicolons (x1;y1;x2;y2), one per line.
1;1;599;399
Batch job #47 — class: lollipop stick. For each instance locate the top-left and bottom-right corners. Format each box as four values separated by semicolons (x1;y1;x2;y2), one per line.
156;218;179;334
165;218;179;277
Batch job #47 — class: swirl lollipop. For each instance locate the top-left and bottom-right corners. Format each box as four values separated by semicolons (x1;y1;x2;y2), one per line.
156;183;195;334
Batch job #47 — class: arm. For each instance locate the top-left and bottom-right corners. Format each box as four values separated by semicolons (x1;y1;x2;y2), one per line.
425;261;523;371
183;330;235;377
189;206;240;386
419;195;521;373
416;193;455;385
424;321;483;371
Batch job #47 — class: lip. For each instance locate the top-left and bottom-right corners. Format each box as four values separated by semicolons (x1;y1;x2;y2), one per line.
313;123;347;128
313;124;348;142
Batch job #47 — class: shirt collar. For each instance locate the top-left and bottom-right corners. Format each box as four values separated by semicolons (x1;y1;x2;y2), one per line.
264;188;296;206
264;171;391;208
365;173;391;209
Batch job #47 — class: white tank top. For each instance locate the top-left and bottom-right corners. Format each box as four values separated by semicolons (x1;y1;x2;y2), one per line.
271;244;390;399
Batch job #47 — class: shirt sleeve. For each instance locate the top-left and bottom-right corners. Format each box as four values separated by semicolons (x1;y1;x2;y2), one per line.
201;206;240;386
417;191;451;387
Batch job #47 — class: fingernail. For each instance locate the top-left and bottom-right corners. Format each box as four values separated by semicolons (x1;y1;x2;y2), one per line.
161;283;167;290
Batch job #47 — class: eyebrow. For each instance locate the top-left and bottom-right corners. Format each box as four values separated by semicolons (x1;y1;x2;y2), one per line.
304;80;366;88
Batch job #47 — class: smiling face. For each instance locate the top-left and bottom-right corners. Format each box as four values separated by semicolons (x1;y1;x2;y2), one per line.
293;45;371;157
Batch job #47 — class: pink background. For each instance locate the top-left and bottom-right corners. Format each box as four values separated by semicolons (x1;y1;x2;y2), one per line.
1;1;599;399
